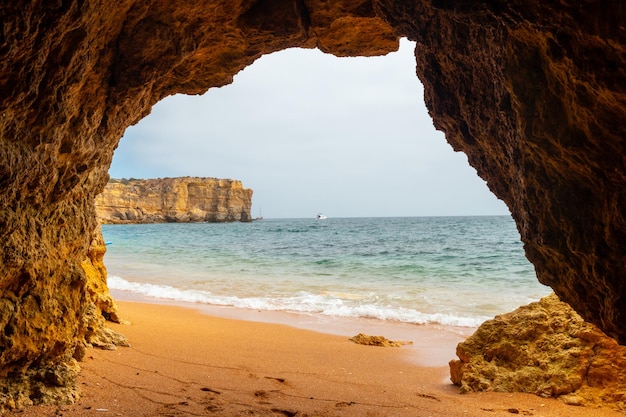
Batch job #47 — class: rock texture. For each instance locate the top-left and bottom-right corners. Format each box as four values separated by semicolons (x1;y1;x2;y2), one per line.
450;294;626;412
95;177;253;223
349;333;412;347
0;226;126;409
81;226;128;351
1;0;625;410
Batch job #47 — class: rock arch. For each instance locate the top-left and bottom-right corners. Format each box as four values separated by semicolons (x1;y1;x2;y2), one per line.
1;0;624;408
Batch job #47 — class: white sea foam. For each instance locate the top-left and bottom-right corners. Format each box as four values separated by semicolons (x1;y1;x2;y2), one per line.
102;217;551;330
108;275;489;327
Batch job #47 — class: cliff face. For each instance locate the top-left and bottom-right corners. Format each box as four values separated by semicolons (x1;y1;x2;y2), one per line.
95;177;253;223
1;0;625;410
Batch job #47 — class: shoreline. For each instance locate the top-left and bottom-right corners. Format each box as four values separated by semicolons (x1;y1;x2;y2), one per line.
110;288;476;368
12;298;623;416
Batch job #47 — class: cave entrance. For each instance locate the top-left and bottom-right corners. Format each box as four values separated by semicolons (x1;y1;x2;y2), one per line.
102;38;550;347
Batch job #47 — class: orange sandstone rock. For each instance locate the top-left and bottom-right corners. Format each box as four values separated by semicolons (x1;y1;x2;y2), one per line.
80;226;128;351
95;177;252;223
349;333;412;347
450;294;626;412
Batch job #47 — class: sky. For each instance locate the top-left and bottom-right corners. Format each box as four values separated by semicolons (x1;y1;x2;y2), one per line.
110;39;510;219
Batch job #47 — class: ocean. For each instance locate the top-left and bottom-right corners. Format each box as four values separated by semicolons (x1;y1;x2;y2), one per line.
102;216;551;329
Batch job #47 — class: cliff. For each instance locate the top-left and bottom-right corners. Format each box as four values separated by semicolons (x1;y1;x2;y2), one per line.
450;294;626;412
1;0;625;410
95;177;253;223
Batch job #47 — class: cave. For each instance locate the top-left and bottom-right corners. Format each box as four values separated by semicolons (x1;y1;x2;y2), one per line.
1;0;625;410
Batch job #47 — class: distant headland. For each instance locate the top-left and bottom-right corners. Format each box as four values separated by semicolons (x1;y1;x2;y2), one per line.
95;177;253;224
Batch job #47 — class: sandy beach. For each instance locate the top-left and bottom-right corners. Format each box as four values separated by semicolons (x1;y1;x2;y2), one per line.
14;301;621;417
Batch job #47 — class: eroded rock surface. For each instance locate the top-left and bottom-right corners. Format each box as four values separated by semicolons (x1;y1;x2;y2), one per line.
450;294;626;412
0;226;126;408
96;177;253;223
1;0;625;410
349;333;413;347
81;226;128;351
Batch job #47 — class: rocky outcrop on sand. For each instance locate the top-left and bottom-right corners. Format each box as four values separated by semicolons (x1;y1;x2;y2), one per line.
349;333;412;347
1;0;625;410
450;294;626;412
81;226;128;350
95;177;253;223
0;226;127;409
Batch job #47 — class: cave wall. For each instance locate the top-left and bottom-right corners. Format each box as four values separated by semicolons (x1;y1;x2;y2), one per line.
379;0;626;340
0;0;624;409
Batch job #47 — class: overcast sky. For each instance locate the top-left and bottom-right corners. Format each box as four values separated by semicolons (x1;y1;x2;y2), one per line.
110;39;509;219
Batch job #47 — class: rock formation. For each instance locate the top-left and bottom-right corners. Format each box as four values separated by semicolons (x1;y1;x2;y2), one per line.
81;226;128;350
1;0;625;410
95;177;253;223
349;333;412;347
450;294;626;412
0;226;127;409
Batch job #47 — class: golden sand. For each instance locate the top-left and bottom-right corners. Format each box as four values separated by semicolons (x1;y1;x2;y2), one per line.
13;301;621;416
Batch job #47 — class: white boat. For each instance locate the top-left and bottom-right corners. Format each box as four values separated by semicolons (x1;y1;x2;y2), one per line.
316;213;327;220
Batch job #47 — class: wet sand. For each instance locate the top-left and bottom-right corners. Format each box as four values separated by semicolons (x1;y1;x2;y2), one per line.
15;301;621;416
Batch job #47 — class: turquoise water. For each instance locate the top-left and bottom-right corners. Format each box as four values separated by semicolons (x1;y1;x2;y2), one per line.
102;216;551;328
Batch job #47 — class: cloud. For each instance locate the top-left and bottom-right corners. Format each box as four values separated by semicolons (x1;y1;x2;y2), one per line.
110;39;509;218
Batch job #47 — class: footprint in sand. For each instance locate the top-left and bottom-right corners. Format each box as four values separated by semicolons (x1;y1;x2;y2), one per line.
271;408;298;417
416;392;442;402
201;387;221;394
480;407;533;415
265;376;287;384
254;390;272;405
200;387;225;413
